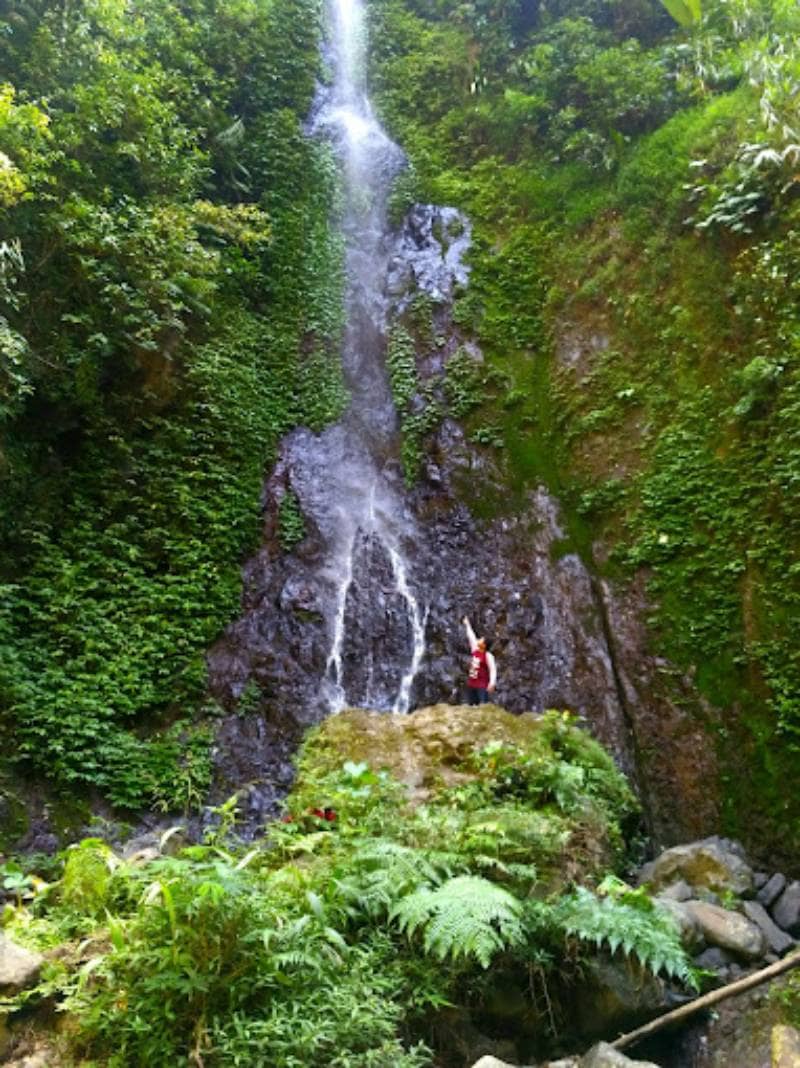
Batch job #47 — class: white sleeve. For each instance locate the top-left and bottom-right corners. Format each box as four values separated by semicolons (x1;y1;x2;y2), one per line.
487;652;497;688
465;619;478;651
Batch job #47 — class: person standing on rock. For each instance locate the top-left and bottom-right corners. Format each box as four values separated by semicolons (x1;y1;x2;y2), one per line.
463;617;497;705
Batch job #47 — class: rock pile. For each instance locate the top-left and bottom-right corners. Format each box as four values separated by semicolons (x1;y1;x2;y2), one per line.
638;836;798;979
469;836;799;1068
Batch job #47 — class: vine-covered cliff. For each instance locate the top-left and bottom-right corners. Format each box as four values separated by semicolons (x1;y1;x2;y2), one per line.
0;0;344;817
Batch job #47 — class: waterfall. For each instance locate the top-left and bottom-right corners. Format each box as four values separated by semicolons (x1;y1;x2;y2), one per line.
312;0;428;715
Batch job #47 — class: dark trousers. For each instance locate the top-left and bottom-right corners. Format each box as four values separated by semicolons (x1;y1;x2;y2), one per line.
467;687;489;705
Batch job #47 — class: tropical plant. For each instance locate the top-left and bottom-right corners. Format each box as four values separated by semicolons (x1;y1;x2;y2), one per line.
659;0;702;29
553;881;697;986
392;874;525;968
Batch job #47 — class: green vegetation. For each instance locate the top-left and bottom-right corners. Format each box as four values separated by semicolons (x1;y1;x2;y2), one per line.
366;0;800;859
0;0;345;808
1;711;694;1066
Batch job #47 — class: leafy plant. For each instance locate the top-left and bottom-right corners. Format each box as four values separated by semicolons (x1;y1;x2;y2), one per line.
392;874;525;968
278;489;307;550
553;882;696;986
659;0;702;29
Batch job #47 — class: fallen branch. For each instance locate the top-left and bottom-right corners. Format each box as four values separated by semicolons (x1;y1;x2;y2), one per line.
611;950;800;1051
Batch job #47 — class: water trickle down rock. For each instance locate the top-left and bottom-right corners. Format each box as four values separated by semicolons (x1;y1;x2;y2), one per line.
206;0;720;844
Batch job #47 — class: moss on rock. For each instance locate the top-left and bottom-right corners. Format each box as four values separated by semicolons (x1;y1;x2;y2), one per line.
297;703;545;797
291;704;639;891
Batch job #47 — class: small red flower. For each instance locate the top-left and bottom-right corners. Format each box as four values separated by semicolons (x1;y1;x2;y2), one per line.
309;806;337;822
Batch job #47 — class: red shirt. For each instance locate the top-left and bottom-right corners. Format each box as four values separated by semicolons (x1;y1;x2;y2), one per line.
468;648;490;689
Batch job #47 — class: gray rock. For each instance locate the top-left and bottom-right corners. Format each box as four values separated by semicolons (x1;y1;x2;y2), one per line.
693;945;736;971
657;879;693;902
757;873;787;908
703;835;749;861
742;899;795;956
655;898;705;952
753;871;769;890
0;933;44;992
571;956;668;1042
772;882;800;936
580;1043;662;1067
471;1058;519;1068
639;840;754;897
683;901;767;960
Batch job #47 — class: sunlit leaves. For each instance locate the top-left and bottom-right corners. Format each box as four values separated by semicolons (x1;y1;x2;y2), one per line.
659;0;702;28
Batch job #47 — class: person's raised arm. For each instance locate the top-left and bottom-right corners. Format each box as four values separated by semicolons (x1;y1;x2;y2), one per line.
463;616;478;651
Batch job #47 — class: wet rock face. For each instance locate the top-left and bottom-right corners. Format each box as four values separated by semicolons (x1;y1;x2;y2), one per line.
206;194;720;848
207;447;642;801
597;573;721;845
206;396;722;842
386;204;471;312
406;477;636;776
335;531;417;708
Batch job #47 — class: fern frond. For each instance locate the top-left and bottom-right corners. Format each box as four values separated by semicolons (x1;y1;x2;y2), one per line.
553;887;694;986
336;839;459;919
391;875;524;969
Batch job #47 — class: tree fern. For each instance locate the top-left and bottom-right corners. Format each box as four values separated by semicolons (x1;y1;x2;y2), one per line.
553;887;695;986
391;875;524;969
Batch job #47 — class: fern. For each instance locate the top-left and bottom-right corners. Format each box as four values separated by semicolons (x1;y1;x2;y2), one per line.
391;875;524;969
336;839;458;920
553;887;695;987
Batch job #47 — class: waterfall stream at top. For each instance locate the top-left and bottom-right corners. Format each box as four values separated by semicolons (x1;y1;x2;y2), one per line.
309;0;428;714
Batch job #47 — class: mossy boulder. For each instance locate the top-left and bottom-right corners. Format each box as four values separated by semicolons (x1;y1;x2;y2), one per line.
298;703;634;804
639;838;755;898
300;704;550;799
772;1024;800;1068
291;704;638;891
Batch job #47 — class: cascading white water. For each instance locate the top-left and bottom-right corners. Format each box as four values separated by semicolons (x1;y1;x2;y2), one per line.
314;0;428;715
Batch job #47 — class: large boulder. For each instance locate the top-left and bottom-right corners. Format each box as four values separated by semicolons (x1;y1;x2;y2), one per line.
471;1058;522;1068
569;956;668;1042
580;1043;662;1067
0;933;43;993
2;1053;52;1068
683;901;767;960
639;839;754;897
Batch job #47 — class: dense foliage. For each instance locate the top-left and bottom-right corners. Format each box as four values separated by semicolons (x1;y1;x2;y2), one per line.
366;0;800;859
2;712;693;1066
0;0;346;809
